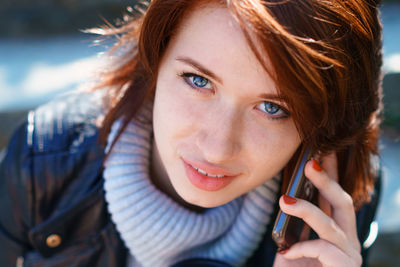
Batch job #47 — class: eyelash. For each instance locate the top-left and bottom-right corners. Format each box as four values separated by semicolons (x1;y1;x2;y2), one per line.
178;72;213;92
255;102;290;121
177;72;290;121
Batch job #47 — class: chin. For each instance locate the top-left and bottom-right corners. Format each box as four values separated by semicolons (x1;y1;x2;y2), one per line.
177;188;234;209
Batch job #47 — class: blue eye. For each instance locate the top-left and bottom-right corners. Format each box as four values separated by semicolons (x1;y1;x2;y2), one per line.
191;76;209;88
264;102;280;114
180;73;213;90
256;101;289;119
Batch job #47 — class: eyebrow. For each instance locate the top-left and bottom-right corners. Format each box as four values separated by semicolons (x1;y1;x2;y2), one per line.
257;93;287;103
175;56;223;84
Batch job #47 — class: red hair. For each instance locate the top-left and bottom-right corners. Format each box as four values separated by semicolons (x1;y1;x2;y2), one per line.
91;0;383;209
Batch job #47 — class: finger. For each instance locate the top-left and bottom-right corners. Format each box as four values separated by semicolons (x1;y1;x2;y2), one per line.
315;153;333;217
282;239;363;267
279;196;352;254
318;193;332;217
273;253;321;267
304;158;357;237
321;152;339;183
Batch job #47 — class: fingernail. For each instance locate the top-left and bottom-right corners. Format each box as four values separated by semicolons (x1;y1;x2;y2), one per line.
283;195;297;205
278;248;289;254
312;158;322;172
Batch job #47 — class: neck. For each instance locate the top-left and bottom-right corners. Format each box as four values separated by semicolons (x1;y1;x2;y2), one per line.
150;139;205;213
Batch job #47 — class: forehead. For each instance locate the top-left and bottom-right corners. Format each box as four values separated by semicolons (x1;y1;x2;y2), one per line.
165;4;278;95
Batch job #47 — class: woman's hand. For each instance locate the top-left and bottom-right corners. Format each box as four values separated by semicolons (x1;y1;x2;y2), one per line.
273;153;362;267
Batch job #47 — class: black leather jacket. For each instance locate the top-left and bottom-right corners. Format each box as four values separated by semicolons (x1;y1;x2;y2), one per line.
0;92;380;267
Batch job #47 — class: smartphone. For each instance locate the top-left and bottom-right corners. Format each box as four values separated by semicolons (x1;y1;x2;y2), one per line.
272;145;318;251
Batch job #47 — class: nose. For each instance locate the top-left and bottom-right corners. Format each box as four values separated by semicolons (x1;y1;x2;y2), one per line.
195;109;241;164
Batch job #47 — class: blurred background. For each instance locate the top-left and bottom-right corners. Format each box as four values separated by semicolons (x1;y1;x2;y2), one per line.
0;0;399;265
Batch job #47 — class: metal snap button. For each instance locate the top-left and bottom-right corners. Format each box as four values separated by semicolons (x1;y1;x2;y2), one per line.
46;234;62;248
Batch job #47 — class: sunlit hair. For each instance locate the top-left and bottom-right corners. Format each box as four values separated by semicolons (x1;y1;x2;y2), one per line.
91;0;383;209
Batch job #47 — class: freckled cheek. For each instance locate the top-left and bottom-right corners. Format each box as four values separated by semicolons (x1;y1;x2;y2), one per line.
153;81;204;150
244;122;301;174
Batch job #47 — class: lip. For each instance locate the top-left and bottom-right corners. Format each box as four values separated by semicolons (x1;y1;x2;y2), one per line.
181;158;238;191
182;158;237;176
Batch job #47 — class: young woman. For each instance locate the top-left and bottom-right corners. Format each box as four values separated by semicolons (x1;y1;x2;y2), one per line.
0;0;382;266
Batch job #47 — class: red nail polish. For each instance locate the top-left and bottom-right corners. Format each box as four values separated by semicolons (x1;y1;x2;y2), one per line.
278;248;289;254
312;158;322;172
283;195;297;205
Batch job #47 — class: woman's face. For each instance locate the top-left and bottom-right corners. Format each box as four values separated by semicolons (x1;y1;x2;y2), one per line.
152;4;301;208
